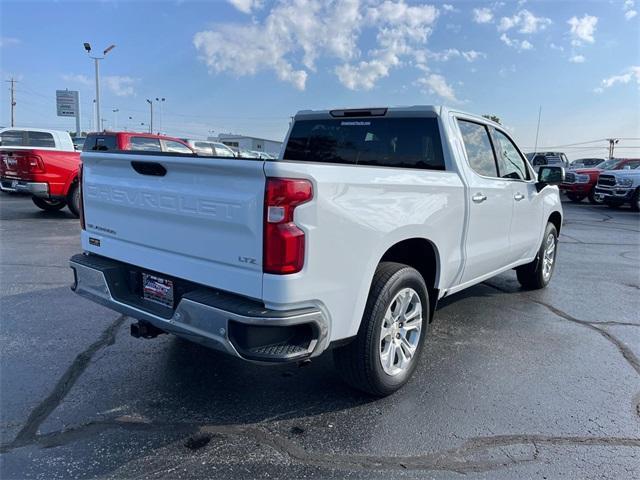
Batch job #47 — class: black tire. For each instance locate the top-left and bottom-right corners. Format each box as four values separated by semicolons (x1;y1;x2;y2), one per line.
516;222;558;290
67;183;80;218
587;187;602;205
333;262;429;397
566;193;583;203
31;196;66;212
606;201;622;209
630;188;640;212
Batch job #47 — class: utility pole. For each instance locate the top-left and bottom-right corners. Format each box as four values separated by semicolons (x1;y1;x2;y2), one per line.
607;138;619;159
6;77;17;127
146;99;153;133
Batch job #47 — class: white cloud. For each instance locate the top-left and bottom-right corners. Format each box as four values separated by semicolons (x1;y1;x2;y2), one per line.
0;37;20;48
472;7;493;24
418;73;459;102
500;33;533;51
228;0;263;14
596;66;640;91
103;76;137;97
569;54;585;63
442;4;457;13
623;1;637;20
498;9;551;33
62;73;137;96
196;0;441;91
61;74;93;86
462;50;486;62
567;14;598;46
549;42;564;51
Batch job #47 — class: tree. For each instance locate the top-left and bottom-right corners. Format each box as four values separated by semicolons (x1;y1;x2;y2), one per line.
482;114;501;124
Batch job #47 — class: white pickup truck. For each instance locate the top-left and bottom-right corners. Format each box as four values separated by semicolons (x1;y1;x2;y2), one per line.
70;106;564;396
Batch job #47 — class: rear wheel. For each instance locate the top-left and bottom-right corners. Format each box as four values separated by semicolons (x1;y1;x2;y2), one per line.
333;262;428;397
606;200;623;209
32;196;66;212
565;193;583;202
67;183;80;218
516;223;558;290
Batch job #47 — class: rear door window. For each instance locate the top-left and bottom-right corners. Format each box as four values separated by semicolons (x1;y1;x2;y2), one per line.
283;117;445;170
83;134;118;151
128;137;161;152
194;142;214;155
457;120;498;177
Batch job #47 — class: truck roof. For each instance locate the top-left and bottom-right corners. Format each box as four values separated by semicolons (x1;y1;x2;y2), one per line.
0;126;72;136
293;105;501;128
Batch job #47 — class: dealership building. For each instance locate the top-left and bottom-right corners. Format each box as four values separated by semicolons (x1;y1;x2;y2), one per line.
209;134;283;156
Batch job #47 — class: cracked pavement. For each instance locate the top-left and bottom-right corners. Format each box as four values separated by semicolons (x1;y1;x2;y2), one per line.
1;194;639;479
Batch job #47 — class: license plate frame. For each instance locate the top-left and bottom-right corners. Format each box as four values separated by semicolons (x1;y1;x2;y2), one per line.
142;273;174;308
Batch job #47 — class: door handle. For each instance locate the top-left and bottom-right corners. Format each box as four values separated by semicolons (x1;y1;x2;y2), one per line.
514;192;525;201
472;193;487;203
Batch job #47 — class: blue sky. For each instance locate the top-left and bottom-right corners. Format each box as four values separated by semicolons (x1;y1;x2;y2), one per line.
1;0;638;159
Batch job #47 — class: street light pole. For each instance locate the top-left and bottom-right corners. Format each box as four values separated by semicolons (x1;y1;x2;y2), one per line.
84;43;115;132
146;99;153;133
112;108;119;130
155;97;165;134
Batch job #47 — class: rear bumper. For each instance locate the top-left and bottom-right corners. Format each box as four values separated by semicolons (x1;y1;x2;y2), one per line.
69;253;328;363
0;178;48;196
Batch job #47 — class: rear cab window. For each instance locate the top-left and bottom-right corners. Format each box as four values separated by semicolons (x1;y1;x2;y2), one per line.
1;130;55;148
284;117;445;170
84;134;118;151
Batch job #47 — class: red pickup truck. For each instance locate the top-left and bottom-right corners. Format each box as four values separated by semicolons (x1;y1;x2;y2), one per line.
1;129;194;217
560;158;640;204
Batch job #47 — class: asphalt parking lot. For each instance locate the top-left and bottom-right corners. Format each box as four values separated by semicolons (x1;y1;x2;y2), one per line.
1;193;639;479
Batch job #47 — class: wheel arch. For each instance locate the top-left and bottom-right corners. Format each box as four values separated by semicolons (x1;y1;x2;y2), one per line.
548;210;562;235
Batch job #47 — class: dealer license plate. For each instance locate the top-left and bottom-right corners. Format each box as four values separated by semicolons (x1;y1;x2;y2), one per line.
142;273;174;308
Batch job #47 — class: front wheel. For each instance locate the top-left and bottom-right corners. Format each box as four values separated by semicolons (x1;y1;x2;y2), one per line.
516;223;558;290
630;188;640;212
566;193;583;203
32;196;66;212
333;262;429;396
587;187;602;205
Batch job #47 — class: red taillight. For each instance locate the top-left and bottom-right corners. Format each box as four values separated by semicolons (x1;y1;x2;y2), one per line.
26;154;45;174
78;163;85;230
263;178;313;274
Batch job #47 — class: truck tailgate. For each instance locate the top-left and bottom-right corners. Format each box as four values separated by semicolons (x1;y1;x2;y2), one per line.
81;152;265;299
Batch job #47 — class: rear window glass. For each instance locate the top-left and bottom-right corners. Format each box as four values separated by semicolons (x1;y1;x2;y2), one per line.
129;137;161;152
283;117;445;170
83;134;118;151
27;131;55;148
1;130;25;146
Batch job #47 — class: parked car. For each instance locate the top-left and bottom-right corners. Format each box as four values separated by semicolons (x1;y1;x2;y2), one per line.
72;137;86;151
560;158;640;204
594;166;640;211
526;151;570;171
0;127;81;214
83;131;195;154
236;149;261;158
181;139;236;157
569;158;604;169
70;106;564;396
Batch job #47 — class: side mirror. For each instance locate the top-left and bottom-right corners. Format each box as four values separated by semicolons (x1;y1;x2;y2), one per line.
536;165;565;192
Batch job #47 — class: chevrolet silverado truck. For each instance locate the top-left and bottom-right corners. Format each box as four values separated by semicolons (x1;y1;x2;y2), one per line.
0;127;81;215
594;166;640;211
70;106;564;396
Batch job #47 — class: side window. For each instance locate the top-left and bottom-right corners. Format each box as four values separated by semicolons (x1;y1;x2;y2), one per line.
194;142;214;155
215;144;235;157
83;134;117;151
0;130;25;146
26;131;55;148
457;120;498;177
128;137;162;152
492;130;530;180
162;140;193;154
